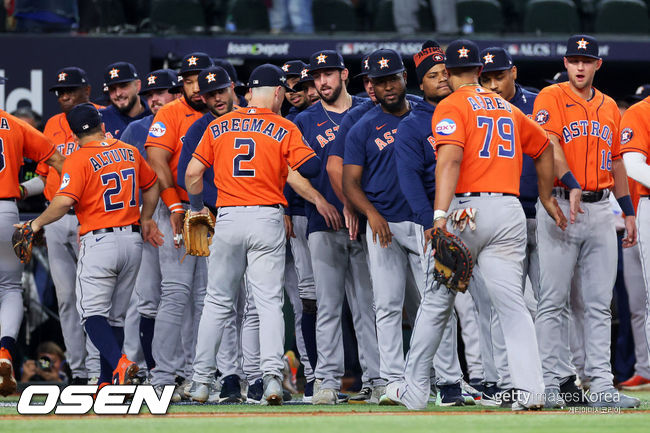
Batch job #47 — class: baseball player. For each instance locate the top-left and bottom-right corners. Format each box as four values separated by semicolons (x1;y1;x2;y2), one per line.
0;83;64;396
185;64;319;405
145;52;213;397
28;103;161;388
385;39;563;411
620;85;650;391
30;67;102;386
100;62;151;139
293;50;381;404
534;34;640;408
120;69;180;378
283;60;313;117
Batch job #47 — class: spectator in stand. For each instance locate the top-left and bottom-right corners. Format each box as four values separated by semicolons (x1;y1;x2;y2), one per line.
393;0;458;35
12;0;78;33
266;0;314;34
21;342;67;383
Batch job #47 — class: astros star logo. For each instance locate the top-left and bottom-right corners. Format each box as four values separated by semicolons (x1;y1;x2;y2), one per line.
363;58;369;70
187;56;199;66
300;68;309;79
458;47;470;58
206;73;216;83
483;53;494;64
282;64;290;72
147;75;157;85
58;72;68;82
109;68;120;79
577;38;589;50
316;53;327;64
378;57;390;69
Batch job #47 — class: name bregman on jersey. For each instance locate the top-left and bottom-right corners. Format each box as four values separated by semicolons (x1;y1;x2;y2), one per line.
89;148;136;171
209;117;289;143
561;120;613;146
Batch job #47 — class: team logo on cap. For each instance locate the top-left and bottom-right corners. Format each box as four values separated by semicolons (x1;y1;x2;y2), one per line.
535;109;550;125
281;64;290;72
435;119;457;135
58;72;68;82
577;38;589;50
147;75;157;85
378;57;390;69
457;47;470;58
300;68;309;78
187;56;199;66
109;68;120;79
316;53;328;64
149;121;167;138
363;58;369;70
280;76;287;83
483;53;494;64
60;173;71;190
206;73;216;83
433;53;444;62
621;128;634;144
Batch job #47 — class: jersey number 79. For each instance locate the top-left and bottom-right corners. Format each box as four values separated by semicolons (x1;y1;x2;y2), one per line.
477;116;515;159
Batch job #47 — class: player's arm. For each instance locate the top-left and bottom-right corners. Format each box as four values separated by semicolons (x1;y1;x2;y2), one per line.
287;168;342;231
147;147;185;244
44;151;65;174
327;155;360;239
549;134;583;223
433;144;463;231
29;195;76;233
612;158;636;248
185;156;208;216
533;145;566;230
140;178;163;247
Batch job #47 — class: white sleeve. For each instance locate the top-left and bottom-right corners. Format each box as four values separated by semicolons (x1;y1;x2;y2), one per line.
623;152;650;189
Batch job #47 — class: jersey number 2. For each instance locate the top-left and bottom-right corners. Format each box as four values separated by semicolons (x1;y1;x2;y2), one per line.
101;168;137;212
233;138;256;177
477;116;515;159
0;138;5;172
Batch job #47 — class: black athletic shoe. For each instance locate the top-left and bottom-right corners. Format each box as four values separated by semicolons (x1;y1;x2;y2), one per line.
560;376;588;407
247;378;264;403
438;383;465;406
220;374;243;403
499;388;516;408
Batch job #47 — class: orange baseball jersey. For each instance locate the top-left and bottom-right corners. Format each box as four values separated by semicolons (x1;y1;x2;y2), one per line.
144;98;203;201
55;139;158;235
431;86;549;195
619;96;650;197
193;106;316;207
533;82;621;192
0;109;57;199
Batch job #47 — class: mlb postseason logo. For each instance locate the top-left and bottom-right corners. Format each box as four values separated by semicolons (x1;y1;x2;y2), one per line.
17;385;175;415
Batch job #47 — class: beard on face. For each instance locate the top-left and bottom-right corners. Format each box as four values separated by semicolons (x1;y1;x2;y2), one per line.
116;93;138;115
318;81;343;104
183;90;207;112
209;99;233;117
377;87;406;113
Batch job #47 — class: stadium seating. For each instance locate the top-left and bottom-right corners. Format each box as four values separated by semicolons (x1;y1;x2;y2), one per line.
149;0;207;34
594;0;650;34
372;0;396;32
524;0;580;34
456;0;504;33
313;0;357;32
228;0;270;32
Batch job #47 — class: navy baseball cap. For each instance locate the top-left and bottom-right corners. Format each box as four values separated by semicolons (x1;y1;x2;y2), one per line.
212;58;245;88
565;35;600;59
354;53;372;79
49;67;88;92
294;65;314;91
281;60;307;78
104;62;139;86
367;49;405;79
479;47;513;73
198;66;232;94
179;52;213;76
545;71;569;85
631;84;650;100
67;103;102;135
248;64;296;92
139;69;178;95
308;50;345;74
445;39;483;69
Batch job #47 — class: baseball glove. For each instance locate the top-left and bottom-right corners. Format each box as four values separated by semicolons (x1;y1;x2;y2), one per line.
431;228;473;293
182;209;215;257
12;220;45;264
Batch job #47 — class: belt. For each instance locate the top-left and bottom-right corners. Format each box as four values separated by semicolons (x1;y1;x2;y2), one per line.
0;198;16;202
92;224;141;235
261;204;282;209
455;192;516;197
553;188;609;203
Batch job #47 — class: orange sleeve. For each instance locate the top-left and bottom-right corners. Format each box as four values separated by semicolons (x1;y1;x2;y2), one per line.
533;86;563;138
620;105;649;157
516;108;550;159
19;119;56;164
431;100;466;149
138;153;158;191
283;127;317;170
193;129;214;168
144;105;177;153
55;154;85;203
35;161;49;177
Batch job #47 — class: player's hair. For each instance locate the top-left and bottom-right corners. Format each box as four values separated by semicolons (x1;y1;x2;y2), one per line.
251;86;278;97
74;124;103;138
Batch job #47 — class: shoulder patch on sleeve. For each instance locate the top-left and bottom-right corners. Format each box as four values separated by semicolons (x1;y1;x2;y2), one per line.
621;127;634;145
149;121;167;138
435;119;457;135
534;109;549;125
60;173;71;190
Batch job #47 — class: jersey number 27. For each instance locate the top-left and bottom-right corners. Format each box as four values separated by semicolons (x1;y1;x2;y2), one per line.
101;168;137;211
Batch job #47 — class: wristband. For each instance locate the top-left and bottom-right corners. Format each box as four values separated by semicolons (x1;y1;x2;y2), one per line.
160;187;184;214
188;192;204;212
433;209;448;221
560;171;581;190
617;195;635;217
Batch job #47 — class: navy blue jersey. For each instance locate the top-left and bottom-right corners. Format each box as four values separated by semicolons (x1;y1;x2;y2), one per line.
511;84;539;219
344;104;414;223
120;114;153;159
99;97;152;139
177;112;219;210
286;106;300;122
294;95;367;234
394;100;437;229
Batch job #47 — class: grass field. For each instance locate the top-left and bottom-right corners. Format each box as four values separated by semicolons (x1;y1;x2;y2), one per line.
1;390;650;433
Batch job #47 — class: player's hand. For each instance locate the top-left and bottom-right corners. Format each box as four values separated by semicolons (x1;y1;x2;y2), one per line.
343;205;359;240
315;196;342;232
21;360;37;381
284;215;295;239
541;196;567;231
568;188;584;224
170;211;185;248
423;227;435;254
367;210;392;248
142;218;164;247
622;215;637;248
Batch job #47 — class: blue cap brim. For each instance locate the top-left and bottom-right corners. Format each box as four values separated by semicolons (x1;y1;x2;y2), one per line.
367;67;405;79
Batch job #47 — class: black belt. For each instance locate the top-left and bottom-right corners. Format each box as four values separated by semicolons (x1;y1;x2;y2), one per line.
92;225;141;235
455;192;516;197
554;188;609;203
261;204;282;209
0;198;16;202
